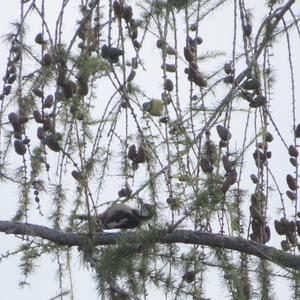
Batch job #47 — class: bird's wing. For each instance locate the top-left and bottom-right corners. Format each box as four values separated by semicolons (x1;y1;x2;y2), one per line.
104;218;129;229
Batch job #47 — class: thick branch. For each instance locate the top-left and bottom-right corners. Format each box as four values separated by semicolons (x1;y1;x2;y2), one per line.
0;220;299;270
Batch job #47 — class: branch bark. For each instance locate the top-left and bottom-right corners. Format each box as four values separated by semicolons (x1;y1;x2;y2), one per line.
0;220;299;270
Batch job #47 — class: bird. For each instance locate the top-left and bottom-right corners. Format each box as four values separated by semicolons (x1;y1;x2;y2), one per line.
142;99;164;117
99;203;154;229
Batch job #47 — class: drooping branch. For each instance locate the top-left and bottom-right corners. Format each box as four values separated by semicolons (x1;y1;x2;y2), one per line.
0;220;299;270
118;0;296;207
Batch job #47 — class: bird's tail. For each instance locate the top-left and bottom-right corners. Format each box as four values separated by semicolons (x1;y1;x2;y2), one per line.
72;214;100;224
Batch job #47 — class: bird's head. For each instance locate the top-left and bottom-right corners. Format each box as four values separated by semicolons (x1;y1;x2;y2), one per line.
142;101;152;112
139;203;155;220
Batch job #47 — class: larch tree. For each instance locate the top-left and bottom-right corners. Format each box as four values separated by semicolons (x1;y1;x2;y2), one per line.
0;0;300;299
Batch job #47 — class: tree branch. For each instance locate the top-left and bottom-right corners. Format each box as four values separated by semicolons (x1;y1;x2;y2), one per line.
0;220;299;270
